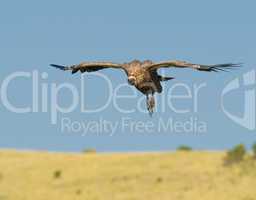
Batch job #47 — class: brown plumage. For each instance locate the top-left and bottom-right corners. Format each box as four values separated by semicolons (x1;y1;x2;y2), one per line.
50;59;241;116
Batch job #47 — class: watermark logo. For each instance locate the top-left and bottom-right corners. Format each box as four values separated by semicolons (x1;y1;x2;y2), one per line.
0;70;206;126
221;70;255;130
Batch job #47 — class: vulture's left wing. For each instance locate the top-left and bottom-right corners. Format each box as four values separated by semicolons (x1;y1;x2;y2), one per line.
146;60;242;72
50;62;127;74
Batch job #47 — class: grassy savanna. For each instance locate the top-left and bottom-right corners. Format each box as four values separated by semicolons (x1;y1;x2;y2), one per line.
0;150;256;200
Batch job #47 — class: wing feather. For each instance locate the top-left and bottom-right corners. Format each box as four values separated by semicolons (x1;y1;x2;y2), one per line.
146;60;242;72
50;62;127;74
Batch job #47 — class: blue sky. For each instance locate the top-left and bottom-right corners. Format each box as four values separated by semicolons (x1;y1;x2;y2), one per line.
0;0;255;152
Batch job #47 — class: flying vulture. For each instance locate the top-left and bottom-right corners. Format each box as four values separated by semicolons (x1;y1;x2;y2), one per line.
50;60;241;115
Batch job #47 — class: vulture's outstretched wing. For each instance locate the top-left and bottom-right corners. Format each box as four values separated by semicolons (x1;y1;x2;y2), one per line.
146;60;242;72
50;62;127;74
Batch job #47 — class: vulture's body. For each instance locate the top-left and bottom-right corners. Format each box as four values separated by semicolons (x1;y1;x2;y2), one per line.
50;59;241;115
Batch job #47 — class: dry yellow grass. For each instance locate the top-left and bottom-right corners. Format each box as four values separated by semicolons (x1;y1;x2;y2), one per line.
0;150;256;200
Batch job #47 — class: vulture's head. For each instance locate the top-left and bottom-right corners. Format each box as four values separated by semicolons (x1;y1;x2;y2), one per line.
128;76;136;86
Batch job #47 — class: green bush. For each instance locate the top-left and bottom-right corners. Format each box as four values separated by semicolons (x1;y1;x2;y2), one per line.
252;143;256;159
82;148;97;154
177;145;192;151
53;170;62;179
224;144;246;165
